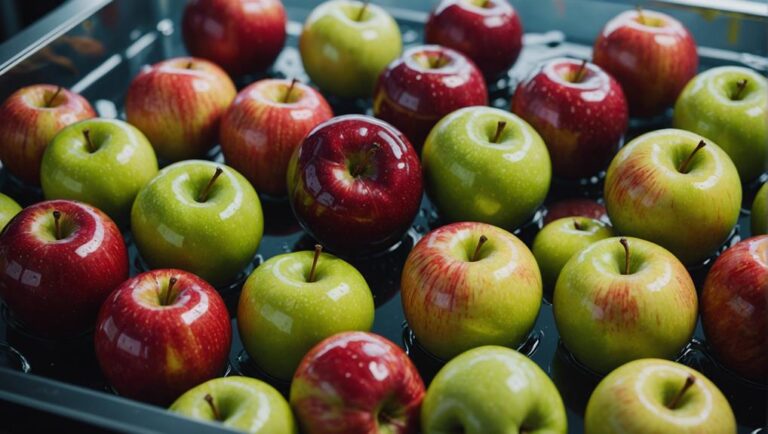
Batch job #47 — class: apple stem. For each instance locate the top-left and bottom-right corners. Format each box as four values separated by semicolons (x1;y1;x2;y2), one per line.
573;220;583;231
733;79;748;100
667;374;696;409
573;59;588;83
45;86;62;107
198;167;224;202
620;238;630;275
491;121;507;143
308;244;322;282
471;235;488;262
53;210;62;240
636;5;646;25
284;78;298;103
355;0;369;21
204;394;221;420
351;144;380;177
431;51;446;69
164;276;178;306
83;129;96;153
677;140;706;174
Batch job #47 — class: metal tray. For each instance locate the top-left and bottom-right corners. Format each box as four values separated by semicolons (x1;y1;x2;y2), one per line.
0;0;766;433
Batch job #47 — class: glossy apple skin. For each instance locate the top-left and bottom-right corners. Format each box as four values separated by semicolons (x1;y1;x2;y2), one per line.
424;0;522;78
593;9;698;117
0;200;128;337
554;237;698;374
701;236;767;381
674;66;768;182
604;129;741;265
585;359;736;434
220;79;333;197
0;84;95;185
286;115;422;255
543;198;607;225
373;45;488;150
125;57;237;161
0;193;22;230
290;331;425;434
422;346;567;434
182;0;287;76
511;58;628;179
752;182;767;235
95;269;231;405
238;251;374;380
170;376;297;434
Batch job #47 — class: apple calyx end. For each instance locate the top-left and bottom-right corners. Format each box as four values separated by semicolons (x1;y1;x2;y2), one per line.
491;121;507;143
732;79;748;100
45;86;63;108
667;374;696;409
52;210;62;240
198;167;224;203
308;244;323;283
619;238;630;275
203;393;221;421
677;140;706;174
471;235;488;262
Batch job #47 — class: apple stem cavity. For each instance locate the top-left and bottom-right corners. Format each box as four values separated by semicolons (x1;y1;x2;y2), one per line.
620;238;630;275
733;79;748;100
45;86;62;107
186;61;194;69
204;393;221;420
491;121;507;143
431;51;447;69
355;0;369;21
308;244;323;282
668;375;696;409
83;129;96;153
164;276;178;306
636;5;646;25
53;210;62;240
573;220;583;231
471;235;488;262
573;59;588;83
678;140;706;174
351;144;380;177
284;78;298;103
198;167;224;202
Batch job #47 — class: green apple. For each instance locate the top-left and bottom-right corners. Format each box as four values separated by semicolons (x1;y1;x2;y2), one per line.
421;345;567;434
673;66;767;182
0;193;22;230
170;376;297;434
299;0;402;98
585;359;736;434
237;246;375;380
752;182;767;235
532;216;614;292
554;237;698;374
604;129;741;265
423;106;551;231
41;118;158;225
132;160;263;287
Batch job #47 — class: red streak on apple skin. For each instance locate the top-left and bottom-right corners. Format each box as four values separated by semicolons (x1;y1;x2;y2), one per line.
605;152;665;213
591;283;640;330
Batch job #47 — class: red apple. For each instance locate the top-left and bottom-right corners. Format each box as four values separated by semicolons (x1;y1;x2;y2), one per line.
0;85;95;185
701;236;767;381
593;8;698;117
511;58;628;179
182;0;287;76
0;200;127;337
220;79;333;196
125;57;237;161
286;115;423;255
290;331;425;434
424;0;523;78
373;45;488;150
94;269;231;405
543;198;608;225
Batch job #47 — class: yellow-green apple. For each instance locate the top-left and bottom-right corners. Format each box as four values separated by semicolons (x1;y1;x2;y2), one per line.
220;79;333;197
585;359;736;434
511;58;628;179
0;193;21;230
290;331;425;434
238;246;375;380
543;197;607;225
604;129;741;265
401;222;542;360
701;236;767;381
673;66;768;182
94;269;231;405
125;57;236;161
182;0;287;76
554;237;698;374
421;346;567;434
299;0;402;98
0;84;95;185
752;182;767;235
131;161;263;287
593;9;698;117
286;115;422;255
0;200;128;337
40;118;158;226
422;106;551;230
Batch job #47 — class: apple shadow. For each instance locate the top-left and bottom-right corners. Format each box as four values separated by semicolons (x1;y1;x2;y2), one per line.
230;348;291;398
260;197;302;236
549;341;602;417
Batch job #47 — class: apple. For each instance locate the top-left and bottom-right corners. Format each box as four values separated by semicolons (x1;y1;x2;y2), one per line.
585;359;736;434
0;200;128;337
373;45;488;150
421;346;567;434
401;221;542;360
220;78;333;197
299;0;402;98
0;193;22;230
532;216;614;292
131;160;263;287
674;66;768;182
422;106;551;231
290;331;425;434
553;236;698;374
424;0;523;79
752;182;767;235
286;115;422;255
94;269;231;405
238;245;375;380
604;129;741;265
40;118;159;226
511;58;628;179
0;84;95;185
543;197;607;225
170;376;296;434
182;0;287;76
701;236;767;381
125;57;237;161
593;8;698;117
